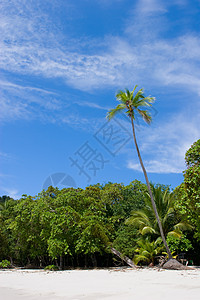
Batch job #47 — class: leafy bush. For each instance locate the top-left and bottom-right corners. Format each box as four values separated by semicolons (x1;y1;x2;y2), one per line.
0;259;11;268
166;235;193;253
113;226;138;258
44;264;59;271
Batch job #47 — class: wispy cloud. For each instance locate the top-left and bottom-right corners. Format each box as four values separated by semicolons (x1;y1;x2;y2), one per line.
127;160;182;174
75;100;110;110
0;186;21;200
127;112;200;174
0;152;11;159
0;79;62;122
135;0;167;15
0;0;199;154
0;80;55;94
1;0;200;95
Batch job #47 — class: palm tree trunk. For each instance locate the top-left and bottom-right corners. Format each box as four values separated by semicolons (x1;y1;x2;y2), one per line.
131;116;172;259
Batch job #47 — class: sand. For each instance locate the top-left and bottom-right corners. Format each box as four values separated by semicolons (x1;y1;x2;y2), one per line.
0;268;200;300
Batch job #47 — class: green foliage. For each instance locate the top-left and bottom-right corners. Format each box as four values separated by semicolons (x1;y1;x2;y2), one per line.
185;140;200;168
75;219;110;255
44;265;59;271
0;169;199;267
100;181;146;227
166;235;193;254
134;237;164;265
0;259;11;268
107;85;155;123
174;139;200;241
6;195;48;263
0;195;13;204
0;224;8;260
112;226;138;258
47;205;79;259
121;181;147;214
126;185;191;239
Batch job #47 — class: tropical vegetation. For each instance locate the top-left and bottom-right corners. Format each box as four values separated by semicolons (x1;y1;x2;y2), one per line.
0;150;199;268
0;84;199;269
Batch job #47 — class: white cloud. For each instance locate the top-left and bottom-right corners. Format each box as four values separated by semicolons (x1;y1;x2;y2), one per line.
0;187;21;200
0;95;30;122
0;77;109;127
127;160;182;174
0;152;10;158
0;80;55;94
0;0;200;96
0;79;63;122
2;34;200;95
127;112;200;174
0;0;200;139
134;0;187;16
75;100;110;110
0;0;199;181
1;18;200;96
135;0;167;15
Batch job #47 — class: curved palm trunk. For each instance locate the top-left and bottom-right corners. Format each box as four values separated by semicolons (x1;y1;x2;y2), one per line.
131;116;172;259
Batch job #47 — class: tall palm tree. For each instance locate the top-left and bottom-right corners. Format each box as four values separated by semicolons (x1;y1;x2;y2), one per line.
107;85;172;259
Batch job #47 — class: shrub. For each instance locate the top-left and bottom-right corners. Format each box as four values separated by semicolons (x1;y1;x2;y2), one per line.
166;235;193;254
44;265;59;271
0;260;11;269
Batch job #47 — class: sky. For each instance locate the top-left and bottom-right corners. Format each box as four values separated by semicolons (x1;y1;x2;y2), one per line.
1;0;200;199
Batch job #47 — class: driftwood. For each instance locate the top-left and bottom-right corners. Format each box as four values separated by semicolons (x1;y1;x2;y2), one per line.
111;247;136;268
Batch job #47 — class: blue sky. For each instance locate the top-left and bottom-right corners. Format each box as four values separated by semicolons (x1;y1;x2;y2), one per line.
1;0;200;199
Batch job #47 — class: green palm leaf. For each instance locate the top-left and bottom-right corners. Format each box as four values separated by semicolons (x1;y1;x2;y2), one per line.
125;185;192;241
107;103;126;120
108;86;155;124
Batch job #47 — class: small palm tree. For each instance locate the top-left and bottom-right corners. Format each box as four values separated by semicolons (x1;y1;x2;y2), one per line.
107;85;172;258
134;237;164;265
126;185;192;238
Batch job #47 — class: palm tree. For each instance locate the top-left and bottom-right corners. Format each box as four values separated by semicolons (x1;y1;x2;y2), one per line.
125;185;192;238
134;237;164;265
107;85;172;258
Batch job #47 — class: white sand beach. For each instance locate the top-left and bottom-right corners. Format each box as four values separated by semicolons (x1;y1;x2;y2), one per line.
0;268;200;300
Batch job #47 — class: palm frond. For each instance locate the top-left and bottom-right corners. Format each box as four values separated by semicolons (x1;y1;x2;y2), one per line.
126;211;151;226
167;230;182;239
125;185;192;242
174;222;193;231
143;96;155;106
133;237;164;265
106;103;126;120
125;88;131;99
154;237;163;245
162;207;175;224
141;226;156;235
125;217;147;227
134;97;155;111
136;109;152;124
109;86;156;126
134;254;150;264
132;85;138;95
116;90;129;104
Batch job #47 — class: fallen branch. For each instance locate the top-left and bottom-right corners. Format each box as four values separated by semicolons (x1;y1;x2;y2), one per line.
110;247;137;268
